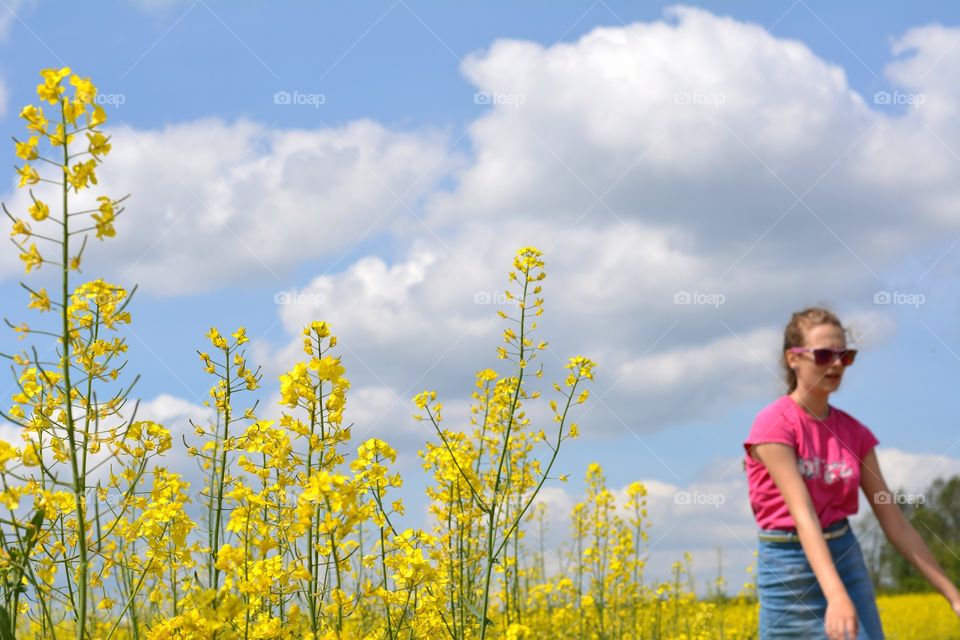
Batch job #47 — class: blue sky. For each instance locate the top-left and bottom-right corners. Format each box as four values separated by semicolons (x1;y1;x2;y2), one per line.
2;0;960;591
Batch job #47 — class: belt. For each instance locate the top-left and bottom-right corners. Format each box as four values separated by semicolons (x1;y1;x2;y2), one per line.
757;521;849;543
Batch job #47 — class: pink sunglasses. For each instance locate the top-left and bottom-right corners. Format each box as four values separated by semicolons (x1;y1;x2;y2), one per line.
788;347;857;367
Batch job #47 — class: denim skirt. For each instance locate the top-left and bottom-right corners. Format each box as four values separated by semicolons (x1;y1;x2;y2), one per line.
757;517;885;639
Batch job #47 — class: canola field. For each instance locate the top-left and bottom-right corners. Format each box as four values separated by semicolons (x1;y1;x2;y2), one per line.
1;66;955;640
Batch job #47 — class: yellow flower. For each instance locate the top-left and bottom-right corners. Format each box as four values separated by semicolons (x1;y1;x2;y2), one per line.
16;164;40;188
89;104;107;127
64;99;84;126
37;81;64;106
87;131;111;157
10;219;31;238
279;362;313;407
21;441;40;466
198;351;215;373
0;440;15;470
28;288;51;312
65;159;98;190
37;66;71;104
92;196;115;239
307;320;331;338
0;489;19;510
565;355;596;383
41;66;71;82
28;199;49;221
14;136;39;160
49;123;74;147
19;243;42;272
312;354;345;382
205;327;228;350
19;104;48;133
413;390;436;410
70;73;96;104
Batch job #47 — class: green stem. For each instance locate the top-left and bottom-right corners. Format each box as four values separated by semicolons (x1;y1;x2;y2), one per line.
479;269;530;640
211;344;232;601
58;97;90;640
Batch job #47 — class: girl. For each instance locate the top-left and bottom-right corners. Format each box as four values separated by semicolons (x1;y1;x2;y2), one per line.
743;307;960;639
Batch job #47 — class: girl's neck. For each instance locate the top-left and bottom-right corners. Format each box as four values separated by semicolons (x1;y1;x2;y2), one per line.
789;388;830;420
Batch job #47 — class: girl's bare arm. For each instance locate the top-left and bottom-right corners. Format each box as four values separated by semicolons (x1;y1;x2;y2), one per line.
751;442;848;600
752;442;860;639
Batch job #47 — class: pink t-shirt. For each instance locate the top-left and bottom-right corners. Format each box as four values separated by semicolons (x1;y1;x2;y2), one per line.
743;394;879;530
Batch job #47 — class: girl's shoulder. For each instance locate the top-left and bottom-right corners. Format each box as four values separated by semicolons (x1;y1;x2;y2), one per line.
753;394;796;422
748;395;800;435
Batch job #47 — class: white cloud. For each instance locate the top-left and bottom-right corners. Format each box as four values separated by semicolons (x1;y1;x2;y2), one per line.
426;6;960;290
875;447;960;497
263;213;902;437
8;7;959;310
1;117;462;294
136;392;213;433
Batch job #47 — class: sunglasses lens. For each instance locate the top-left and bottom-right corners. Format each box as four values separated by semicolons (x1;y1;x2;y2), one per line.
811;349;857;366
812;349;833;365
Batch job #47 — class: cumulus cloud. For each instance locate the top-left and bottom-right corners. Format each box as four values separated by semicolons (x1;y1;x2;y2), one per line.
264;213;901;439
1;117;462;294
426;6;960;293
8;6;958;313
875;447;960;497
252;5;960;438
